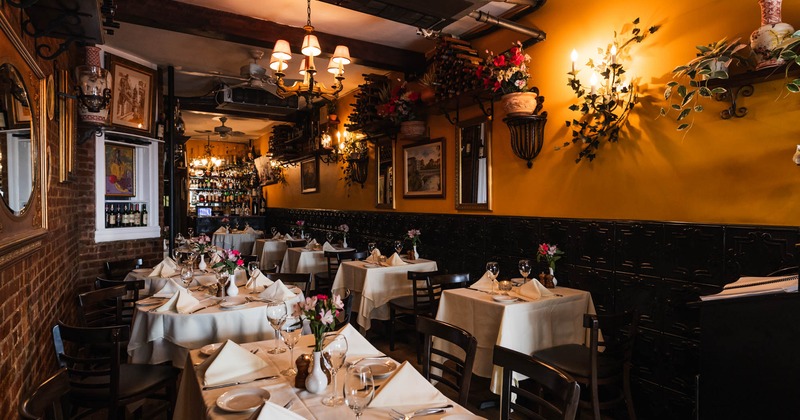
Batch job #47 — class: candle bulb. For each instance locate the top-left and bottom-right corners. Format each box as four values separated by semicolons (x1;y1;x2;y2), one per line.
590;73;598;95
610;44;617;65
570;49;578;73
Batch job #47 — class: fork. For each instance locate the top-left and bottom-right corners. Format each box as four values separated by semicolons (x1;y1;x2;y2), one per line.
390;405;453;420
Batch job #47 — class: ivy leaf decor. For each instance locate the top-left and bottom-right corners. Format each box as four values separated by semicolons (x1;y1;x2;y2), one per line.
562;18;658;163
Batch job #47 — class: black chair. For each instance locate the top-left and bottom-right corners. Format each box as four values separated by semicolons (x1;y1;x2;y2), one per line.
332;287;354;329
286;239;308;248
19;368;91;420
314;249;355;295
493;345;581;420
417;317;477;407
387;270;440;354
77;285;127;327
52;323;178;420
533;312;639;420
262;264;279;274
426;273;470;316
95;278;145;325
265;273;313;296
103;258;143;281
240;254;258;266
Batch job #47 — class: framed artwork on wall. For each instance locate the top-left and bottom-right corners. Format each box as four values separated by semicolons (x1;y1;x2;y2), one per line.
105;143;135;197
106;53;156;137
403;137;445;198
300;157;319;194
9;92;30;128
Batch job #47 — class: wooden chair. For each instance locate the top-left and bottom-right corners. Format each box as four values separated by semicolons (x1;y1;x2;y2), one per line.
426;273;470;316
240;254;258;266
94;278;145;325
262;264;279;274
387;270;441;354
286;239;308;248
19;368;91;420
77;285;127;327
52;323;178;420
332;287;354;329
103;258;143;281
493;345;580;420
265;273;312;296
533;312;639;420
417;317;477;407
314;249;355;295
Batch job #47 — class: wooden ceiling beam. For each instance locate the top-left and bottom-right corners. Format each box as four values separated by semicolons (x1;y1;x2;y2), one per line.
116;0;426;73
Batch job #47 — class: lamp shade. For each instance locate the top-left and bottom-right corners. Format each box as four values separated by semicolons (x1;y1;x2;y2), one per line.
332;45;351;65
327;58;341;75
269;56;288;72
272;39;292;61
298;58;308;76
301;34;321;56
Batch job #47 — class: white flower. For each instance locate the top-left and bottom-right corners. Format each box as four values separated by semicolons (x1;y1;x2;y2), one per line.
319;309;334;326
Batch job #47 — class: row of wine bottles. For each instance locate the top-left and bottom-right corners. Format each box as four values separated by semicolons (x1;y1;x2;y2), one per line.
105;203;148;228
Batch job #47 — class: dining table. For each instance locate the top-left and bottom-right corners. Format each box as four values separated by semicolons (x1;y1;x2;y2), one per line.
174;326;477;419
435;285;595;394
280;246;354;275
213;231;261;254
124;268;219;296
253;238;288;271
331;258;438;331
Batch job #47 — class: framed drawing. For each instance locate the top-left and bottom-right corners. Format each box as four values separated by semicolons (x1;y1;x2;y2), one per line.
105;143;135;197
9;91;31;128
106;53;156;136
403;137;445;198
300;157;319;194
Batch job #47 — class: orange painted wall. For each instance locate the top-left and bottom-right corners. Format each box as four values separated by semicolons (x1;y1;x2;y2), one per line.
265;0;800;227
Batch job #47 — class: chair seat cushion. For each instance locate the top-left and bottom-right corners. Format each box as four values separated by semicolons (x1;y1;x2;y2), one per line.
69;364;176;402
533;344;621;378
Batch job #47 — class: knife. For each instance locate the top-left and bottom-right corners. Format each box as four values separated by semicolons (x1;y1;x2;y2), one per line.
202;375;279;390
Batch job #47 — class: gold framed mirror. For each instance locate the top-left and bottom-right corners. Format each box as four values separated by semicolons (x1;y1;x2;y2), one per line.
0;13;48;267
455;116;491;210
375;138;395;209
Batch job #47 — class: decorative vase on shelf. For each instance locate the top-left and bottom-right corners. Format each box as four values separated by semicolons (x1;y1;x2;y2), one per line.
198;254;207;271
413;245;419;260
501;91;539;116
750;0;794;69
225;272;239;296
305;351;328;394
76;46;111;125
399;120;426;138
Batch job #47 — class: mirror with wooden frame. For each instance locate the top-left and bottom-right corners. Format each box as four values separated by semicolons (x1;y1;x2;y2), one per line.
0;13;48;267
455;116;491;210
375;139;395;209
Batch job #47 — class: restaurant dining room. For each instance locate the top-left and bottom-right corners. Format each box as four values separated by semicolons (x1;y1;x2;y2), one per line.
3;0;800;419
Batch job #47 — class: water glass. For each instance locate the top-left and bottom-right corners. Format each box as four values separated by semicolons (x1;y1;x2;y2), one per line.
280;327;302;375
394;240;403;255
171;248;182;267
247;261;260;279
518;259;532;284
187;227;194;238
270;226;278;237
180;265;194;287
367;242;376;254
326;232;334;243
266;302;287;354
322;334;348;406
486;261;499;294
344;365;374;418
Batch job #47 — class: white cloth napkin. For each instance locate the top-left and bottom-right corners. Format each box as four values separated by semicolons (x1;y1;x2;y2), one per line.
366;248;382;263
272;232;282;239
214;227;227;234
149;258;179;278
153;278;187;298
284;234;294;241
255;402;305;420
518;278;553;300
245;269;274;292
339;323;382;357
259;279;297;301
369;361;449;408
198;340;269;386
305;239;319;249
190;273;219;287
470;270;497;292
322;241;336;252
233;267;248;286
154;289;200;313
244;226;256;234
387;253;408;266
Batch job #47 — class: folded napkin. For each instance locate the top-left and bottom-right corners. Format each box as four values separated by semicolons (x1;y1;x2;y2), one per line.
339;323;382;357
305;239;319;249
154;289;200;313
284;234;294;241
244;226;256;234
149;258;179;278
470;270;497;292
198;340;269;386
214;227;227;234
191;273;219;287
518;278;553;300
369;361;449;408
245;269;274;292
366;248;382;263
255;402;305;420
259;279;297;301
153;278;187;298
272;232;282;240
322;241;336;252
233;267;248;286
387;253;408;266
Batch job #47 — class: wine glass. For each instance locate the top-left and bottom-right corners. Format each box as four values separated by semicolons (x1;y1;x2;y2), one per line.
180;265;194;287
187;227;194;239
280;327;302;375
326;232;334;243
486;261;499;294
344;365;374;419
248;261;260;279
290;226;298;237
518;259;532;284
270;226;278;237
322;334;349;406
265;302;287;354
171;248;182;268
367;242;376;254
394;240;403;255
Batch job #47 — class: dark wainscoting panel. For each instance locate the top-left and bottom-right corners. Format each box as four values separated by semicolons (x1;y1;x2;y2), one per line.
265;207;799;417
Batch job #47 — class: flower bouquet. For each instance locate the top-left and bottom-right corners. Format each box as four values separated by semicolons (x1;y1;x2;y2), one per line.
212;248;244;275
338;224;349;247
377;81;423;125
191;234;211;254
536;243;564;271
477;41;531;94
293;294;345;352
406;229;421;259
296;220;305;237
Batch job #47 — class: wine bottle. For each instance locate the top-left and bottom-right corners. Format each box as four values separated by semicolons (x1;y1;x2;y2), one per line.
133;204;141;227
107;204;115;228
141;204;148;226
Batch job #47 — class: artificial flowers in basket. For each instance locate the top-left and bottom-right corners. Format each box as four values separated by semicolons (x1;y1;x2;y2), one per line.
377;81;423;125
477;41;539;115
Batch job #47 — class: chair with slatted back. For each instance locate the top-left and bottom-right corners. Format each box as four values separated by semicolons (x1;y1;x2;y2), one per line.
103;258;143;281
387;270;441;355
332;287;354;329
264;273;312;296
314;249;355;295
77;285;127;327
94;278;144;325
240;254;258;267
427;273;470;315
493;345;581;420
533;312;639;420
286;239;308;248
19;368;93;420
262;263;279;274
52;323;178;420
417;316;477;406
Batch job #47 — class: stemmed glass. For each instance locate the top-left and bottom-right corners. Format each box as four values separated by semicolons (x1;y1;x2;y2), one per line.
180;265;194;287
171;248;183;268
326;232;334;243
367;242;376;254
518;259;531;284
322;334;349;406
265;302;287;354
280;326;302;375
343;365;374;419
290;226;298;237
187;227;194;239
248;261;260;280
393;240;403;255
270;226;278;237
486;261;499;294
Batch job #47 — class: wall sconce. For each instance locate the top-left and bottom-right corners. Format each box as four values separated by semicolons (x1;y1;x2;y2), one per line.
339;130;369;187
318;132;341;164
75;46;111;125
504;111;547;169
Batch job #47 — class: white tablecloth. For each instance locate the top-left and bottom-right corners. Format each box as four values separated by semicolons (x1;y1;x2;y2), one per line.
213;232;260;254
254;239;288;271
435;286;595;394
128;288;304;368
124;269;219;296
280;247;354;274
174;333;475;419
331;259;438;331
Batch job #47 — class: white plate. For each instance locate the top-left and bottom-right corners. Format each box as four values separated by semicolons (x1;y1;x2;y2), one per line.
492;294;517;303
216;388;270;413
358;359;397;378
219;296;249;309
362;263;380;268
442;415;487;420
200;343;222;356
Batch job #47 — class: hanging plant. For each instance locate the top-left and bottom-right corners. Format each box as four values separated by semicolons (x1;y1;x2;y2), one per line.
773;30;800;92
339;132;369;189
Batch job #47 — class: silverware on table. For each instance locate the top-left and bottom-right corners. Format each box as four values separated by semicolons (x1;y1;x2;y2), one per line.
201;375;279;390
190;301;221;314
390;404;453;420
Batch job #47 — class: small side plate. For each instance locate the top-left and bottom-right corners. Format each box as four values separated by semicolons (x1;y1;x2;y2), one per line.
491;294;517;303
216;388;270;412
200;342;222;357
358;359;398;378
219;296;249;309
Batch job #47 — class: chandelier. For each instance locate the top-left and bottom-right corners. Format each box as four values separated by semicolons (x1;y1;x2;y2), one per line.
270;0;350;103
189;139;224;173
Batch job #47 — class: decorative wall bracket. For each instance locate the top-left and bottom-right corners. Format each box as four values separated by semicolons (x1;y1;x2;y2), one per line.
504;113;547;168
706;63;800;119
345;157;369;187
713;85;754;119
14;0;109;60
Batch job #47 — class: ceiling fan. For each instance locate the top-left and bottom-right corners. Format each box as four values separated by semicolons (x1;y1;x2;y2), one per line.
194;116;245;138
177;49;279;90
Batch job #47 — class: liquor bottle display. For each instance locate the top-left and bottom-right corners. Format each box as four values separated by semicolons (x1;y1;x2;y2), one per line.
188;162;260;216
104;202;149;228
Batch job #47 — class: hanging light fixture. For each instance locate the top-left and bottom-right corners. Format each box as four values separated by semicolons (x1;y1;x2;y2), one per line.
189;137;224;174
270;0;350;103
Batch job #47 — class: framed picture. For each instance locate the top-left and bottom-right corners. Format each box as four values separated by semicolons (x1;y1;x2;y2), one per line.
105;144;136;197
9;93;31;128
300;157;319;194
0;110;7;129
106;53;156;136
403;137;445;198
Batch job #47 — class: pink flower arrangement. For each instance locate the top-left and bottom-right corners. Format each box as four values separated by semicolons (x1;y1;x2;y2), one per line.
476;41;531;94
296;220;305;227
192;234;211;253
407;229;422;246
536;243;564;270
212;248;244;274
294;294;345;351
338;224;349;233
